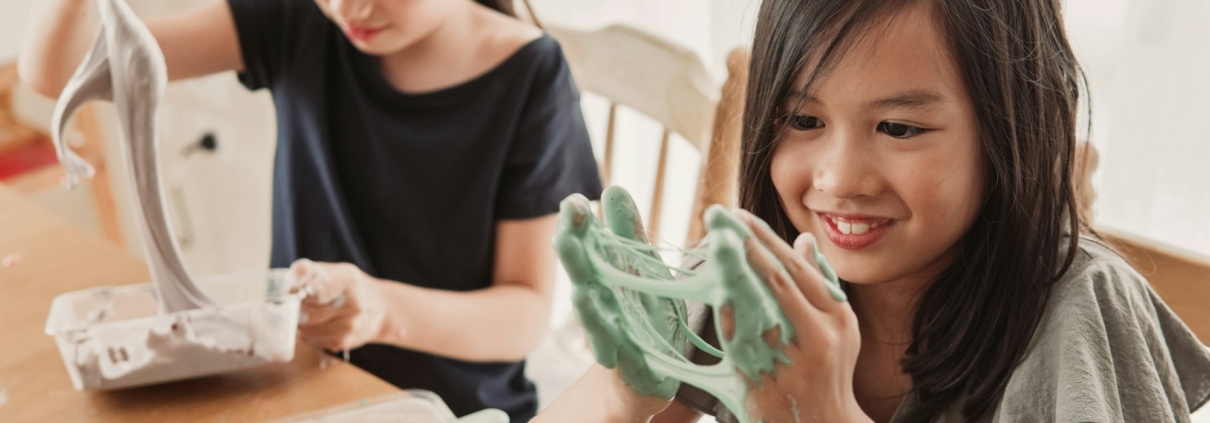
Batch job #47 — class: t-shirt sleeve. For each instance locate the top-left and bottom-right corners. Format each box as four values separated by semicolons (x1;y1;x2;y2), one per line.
495;40;603;220
226;0;321;90
991;241;1210;423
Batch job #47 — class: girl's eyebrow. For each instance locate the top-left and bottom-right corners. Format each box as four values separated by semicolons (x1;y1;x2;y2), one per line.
784;89;946;111
864;90;945;111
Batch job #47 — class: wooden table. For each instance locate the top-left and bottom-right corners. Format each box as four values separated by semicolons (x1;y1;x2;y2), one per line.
0;184;400;422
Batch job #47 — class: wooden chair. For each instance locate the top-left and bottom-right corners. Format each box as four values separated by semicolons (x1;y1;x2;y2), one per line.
1073;142;1210;344
1101;230;1210;344
547;24;747;248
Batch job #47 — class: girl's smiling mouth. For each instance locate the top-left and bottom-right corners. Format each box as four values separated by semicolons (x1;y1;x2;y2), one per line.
816;212;896;251
346;24;386;42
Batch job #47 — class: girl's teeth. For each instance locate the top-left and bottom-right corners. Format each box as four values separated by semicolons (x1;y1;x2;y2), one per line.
851;223;870;235
837;221;852;234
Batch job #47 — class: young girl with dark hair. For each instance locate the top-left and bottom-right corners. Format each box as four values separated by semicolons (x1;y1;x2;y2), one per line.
535;0;1210;422
20;0;600;421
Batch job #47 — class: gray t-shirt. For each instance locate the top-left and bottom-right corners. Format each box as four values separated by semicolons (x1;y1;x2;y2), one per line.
676;236;1210;422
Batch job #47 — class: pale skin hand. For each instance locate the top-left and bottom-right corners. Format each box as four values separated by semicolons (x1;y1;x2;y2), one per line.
537;208;872;423
291;215;558;362
735;209;872;423
532;194;674;423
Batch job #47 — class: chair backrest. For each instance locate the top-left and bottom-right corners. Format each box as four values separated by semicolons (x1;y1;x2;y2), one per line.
1073;142;1210;343
548;23;746;246
1102;230;1210;344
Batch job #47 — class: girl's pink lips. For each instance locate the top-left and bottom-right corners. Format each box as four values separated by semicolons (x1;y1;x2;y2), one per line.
345;24;384;42
816;212;896;251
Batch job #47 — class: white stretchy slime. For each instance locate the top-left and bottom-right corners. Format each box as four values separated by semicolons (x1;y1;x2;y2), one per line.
51;0;214;312
554;187;845;423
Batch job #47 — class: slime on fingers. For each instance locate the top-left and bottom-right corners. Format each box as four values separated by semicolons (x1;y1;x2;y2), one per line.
554;186;845;423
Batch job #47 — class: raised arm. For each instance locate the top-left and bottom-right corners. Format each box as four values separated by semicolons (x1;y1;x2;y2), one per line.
18;0;243;98
369;215;560;361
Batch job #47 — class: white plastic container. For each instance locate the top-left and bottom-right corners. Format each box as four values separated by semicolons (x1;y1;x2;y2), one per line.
270;390;510;423
45;269;301;391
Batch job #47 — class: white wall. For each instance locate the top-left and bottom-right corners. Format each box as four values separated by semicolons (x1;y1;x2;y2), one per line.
1067;0;1210;257
0;0;34;64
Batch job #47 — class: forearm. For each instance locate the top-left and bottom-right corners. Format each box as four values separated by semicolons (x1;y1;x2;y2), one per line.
19;0;242;95
532;365;658;423
18;0;98;97
371;279;551;362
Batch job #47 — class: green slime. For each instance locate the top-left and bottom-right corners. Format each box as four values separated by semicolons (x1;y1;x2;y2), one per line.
553;187;844;423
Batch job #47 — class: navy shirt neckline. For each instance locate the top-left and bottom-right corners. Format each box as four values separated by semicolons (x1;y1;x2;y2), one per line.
350;35;553;108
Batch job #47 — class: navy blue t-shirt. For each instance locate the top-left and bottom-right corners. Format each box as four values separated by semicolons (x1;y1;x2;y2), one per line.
227;1;602;420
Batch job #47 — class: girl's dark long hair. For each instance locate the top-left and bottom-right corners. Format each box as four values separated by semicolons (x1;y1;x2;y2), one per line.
740;0;1085;421
474;0;514;16
476;0;543;29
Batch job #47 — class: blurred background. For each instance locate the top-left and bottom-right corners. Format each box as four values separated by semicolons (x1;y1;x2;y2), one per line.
0;0;1207;420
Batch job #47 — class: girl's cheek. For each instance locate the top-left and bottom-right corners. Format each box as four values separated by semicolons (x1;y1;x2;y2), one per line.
901;149;984;240
769;141;812;209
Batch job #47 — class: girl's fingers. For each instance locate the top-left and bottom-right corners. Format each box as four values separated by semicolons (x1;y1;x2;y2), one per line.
738;209;841;313
743;235;818;324
601;186;649;243
299;300;349;327
300;317;354;348
557;194;594;236
292;260;336;303
304;333;346;352
292;260;357;309
719;304;735;341
793;232;846;303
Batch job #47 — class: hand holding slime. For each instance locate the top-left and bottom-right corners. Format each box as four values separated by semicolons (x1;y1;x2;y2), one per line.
554;187;846;423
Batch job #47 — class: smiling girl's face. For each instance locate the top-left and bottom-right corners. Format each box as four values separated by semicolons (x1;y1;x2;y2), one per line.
770;3;984;286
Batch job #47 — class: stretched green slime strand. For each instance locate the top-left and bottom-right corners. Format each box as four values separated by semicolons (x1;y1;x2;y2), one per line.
554;187;845;423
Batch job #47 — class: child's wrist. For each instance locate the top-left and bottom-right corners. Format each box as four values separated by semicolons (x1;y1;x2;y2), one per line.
367;279;404;345
600;366;670;422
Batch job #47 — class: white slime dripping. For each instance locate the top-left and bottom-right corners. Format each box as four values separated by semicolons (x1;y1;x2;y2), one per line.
51;0;213;312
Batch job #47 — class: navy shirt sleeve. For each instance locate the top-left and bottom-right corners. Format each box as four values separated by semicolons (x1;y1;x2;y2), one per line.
227;0;322;90
495;44;602;219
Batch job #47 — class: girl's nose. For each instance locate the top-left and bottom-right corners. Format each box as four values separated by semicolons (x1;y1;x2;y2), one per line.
329;0;373;22
811;133;883;200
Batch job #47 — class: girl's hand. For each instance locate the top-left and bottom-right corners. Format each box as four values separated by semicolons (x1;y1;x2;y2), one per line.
551;188;683;421
290;259;388;352
734;210;872;423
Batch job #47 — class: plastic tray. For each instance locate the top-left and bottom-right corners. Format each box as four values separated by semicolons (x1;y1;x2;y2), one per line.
269;390;509;423
45;269;301;391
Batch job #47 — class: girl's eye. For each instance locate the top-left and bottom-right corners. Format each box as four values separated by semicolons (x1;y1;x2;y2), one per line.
788;115;823;131
878;122;927;139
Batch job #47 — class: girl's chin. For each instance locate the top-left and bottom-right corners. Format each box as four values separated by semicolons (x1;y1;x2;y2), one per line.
819;252;895;285
349;39;402;56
